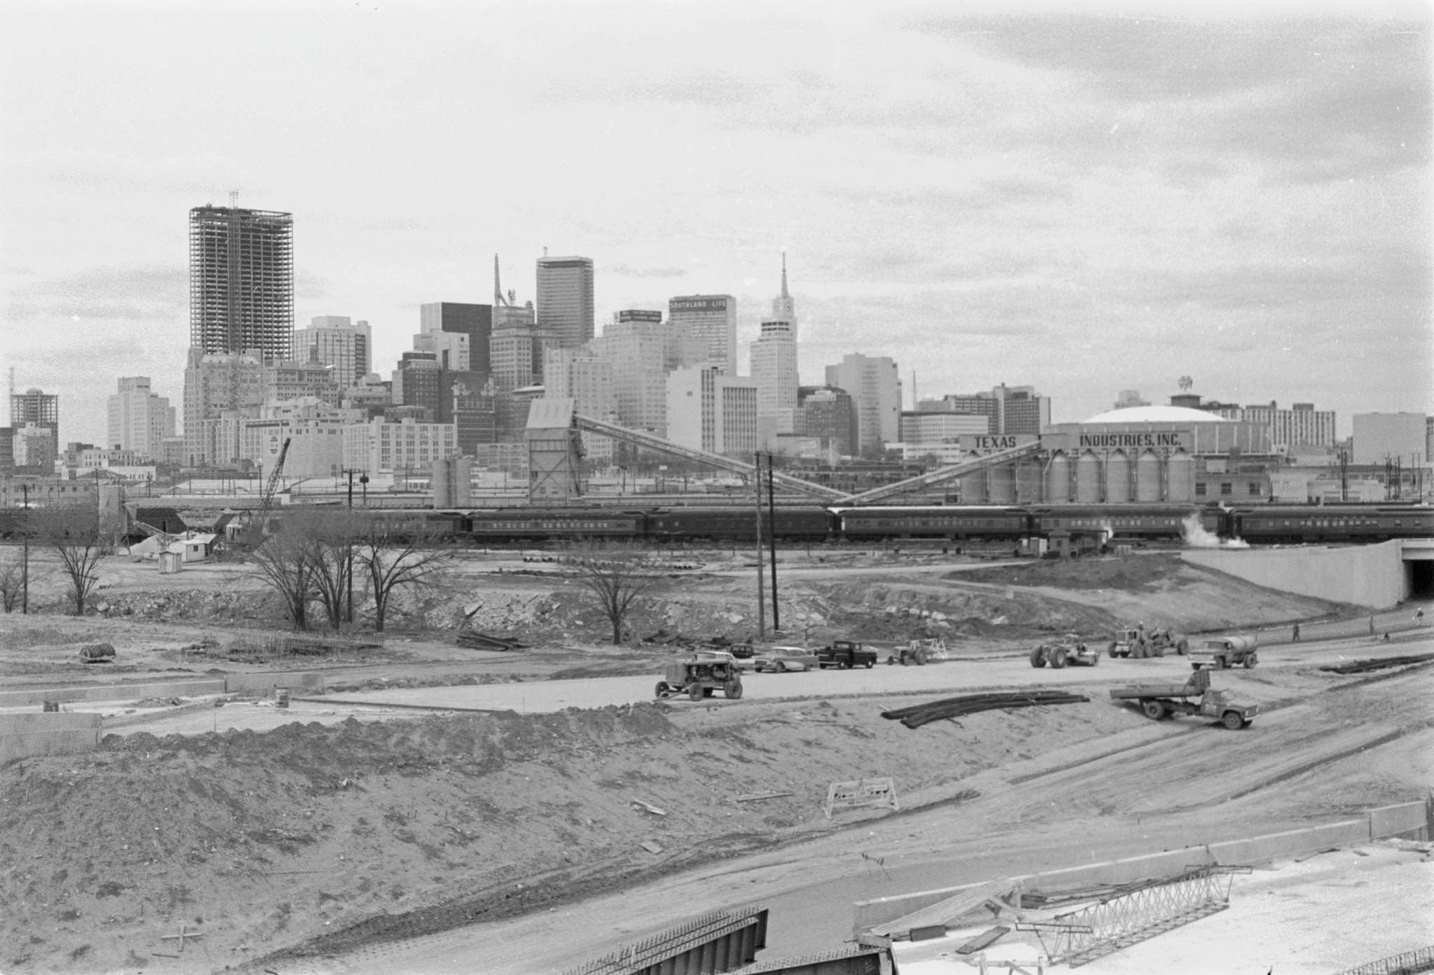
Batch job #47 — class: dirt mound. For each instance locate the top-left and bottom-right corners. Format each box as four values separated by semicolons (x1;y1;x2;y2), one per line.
955;553;1186;591
0;696;1141;974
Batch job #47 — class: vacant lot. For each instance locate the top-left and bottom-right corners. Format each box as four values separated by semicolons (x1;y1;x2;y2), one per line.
1;545;1425;974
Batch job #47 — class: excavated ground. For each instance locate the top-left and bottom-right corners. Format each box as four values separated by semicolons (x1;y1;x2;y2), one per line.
0;546;1415;974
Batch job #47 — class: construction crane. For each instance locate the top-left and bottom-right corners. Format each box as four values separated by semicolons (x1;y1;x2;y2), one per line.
234;437;291;548
255;437;291;532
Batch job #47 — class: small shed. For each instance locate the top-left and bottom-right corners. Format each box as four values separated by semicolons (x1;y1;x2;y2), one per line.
178;532;217;563
158;550;183;574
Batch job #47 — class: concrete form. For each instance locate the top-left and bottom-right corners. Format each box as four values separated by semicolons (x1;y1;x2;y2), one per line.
1182;540;1409;609
853;799;1431;936
0;712;102;763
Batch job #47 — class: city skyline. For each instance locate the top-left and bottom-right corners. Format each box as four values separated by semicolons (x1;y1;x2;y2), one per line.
1;1;1429;446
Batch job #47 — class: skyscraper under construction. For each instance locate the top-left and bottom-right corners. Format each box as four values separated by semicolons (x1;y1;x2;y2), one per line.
188;204;294;359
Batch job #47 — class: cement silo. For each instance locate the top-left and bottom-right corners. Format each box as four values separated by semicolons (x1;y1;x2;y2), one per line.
1044;452;1071;502
1075;451;1101;502
988;462;1015;503
1166;450;1194;502
1135;450;1163;501
1104;451;1131;503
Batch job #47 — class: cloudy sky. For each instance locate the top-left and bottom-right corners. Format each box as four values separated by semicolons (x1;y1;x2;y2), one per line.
1;0;1429;446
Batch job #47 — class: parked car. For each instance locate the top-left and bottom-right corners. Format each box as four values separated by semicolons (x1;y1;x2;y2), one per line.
751;646;819;673
815;640;878;669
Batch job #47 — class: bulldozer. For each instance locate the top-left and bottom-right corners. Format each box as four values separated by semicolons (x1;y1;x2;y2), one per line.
1108;624;1188;659
1030;633;1099;668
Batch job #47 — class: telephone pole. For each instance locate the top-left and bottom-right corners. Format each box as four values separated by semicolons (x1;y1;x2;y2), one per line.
753;452;766;640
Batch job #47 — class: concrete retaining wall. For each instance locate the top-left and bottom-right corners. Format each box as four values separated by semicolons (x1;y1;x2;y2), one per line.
0;671;327;710
1182;541;1406;609
0;713;103;764
0;679;227;709
225;671;327;694
1368;799;1431;841
854;801;1431;935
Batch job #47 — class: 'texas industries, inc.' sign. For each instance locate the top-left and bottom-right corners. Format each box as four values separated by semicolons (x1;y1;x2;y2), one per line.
1078;431;1191;450
956;434;1038;453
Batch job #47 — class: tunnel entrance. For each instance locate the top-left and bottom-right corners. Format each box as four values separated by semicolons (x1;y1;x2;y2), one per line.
1407;559;1434;600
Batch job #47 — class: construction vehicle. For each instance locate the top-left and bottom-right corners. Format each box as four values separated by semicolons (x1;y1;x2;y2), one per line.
1108;624;1188;659
234;437;291;548
1030;633;1099;668
655;650;744;701
1190;635;1259;670
815;640;878;669
1109;666;1257;729
886;638;947;666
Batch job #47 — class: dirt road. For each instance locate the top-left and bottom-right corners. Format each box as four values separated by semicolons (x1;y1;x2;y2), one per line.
254;652;1434;975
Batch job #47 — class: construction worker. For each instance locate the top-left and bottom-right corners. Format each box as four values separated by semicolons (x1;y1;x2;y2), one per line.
1292;622;1301;642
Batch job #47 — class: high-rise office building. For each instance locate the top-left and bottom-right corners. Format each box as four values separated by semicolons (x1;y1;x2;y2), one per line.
392;352;443;420
668;295;737;375
106;377;176;460
825;354;902;458
544;347;617;463
666;364;757;458
182;349;265;466
293;316;371;387
922;384;1049;437
420;302;493;377
536;255;595;348
796;385;857;457
750;259;800;446
750;320;798;425
10;387;59;459
188;204;294;359
591;319;674;436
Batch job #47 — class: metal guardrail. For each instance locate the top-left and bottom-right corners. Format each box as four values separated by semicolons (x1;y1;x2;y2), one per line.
563;908;767;975
1335;946;1434;975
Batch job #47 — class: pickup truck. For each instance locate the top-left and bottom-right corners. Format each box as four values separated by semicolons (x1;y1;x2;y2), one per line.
815;640;878;670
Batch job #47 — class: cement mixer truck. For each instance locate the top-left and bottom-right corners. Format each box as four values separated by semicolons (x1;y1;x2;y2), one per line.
1190;635;1259;670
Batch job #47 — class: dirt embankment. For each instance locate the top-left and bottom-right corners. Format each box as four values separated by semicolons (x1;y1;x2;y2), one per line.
0;696;1140;974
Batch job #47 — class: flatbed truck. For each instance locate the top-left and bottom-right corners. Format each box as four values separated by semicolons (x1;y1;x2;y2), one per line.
1109;667;1258;729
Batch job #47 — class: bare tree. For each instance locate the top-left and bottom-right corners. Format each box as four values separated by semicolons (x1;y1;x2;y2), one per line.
564;544;662;645
356;518;452;633
0;559;21;612
303;510;364;631
31;507;104;615
249;521;321;631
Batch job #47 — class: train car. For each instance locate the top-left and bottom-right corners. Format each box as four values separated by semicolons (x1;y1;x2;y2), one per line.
464;506;647;543
832;505;1033;541
646;504;832;543
1228;504;1434;544
1029;504;1215;542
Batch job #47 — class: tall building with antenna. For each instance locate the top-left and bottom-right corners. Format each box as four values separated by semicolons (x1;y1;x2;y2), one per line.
535;253;594;348
188;201;294;359
750;255;800;447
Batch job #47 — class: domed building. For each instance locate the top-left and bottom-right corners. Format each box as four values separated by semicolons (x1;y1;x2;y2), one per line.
1040;402;1273;504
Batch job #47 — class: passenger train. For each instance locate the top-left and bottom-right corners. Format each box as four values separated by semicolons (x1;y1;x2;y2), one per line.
3;500;1429;548
382;501;1434;548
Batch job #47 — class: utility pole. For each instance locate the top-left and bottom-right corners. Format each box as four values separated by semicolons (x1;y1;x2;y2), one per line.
766;453;779;631
753;452;766;641
20;483;30;614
